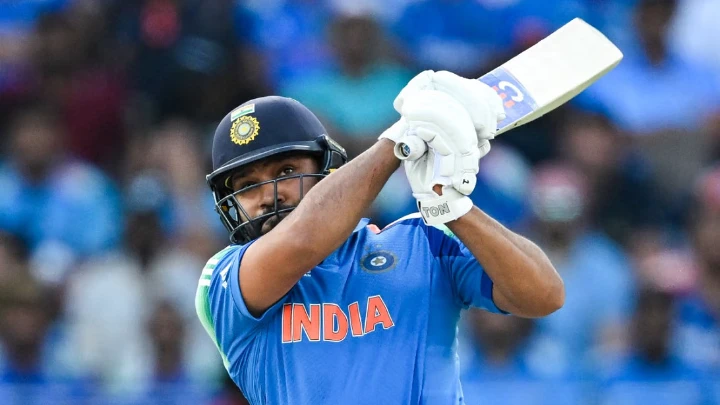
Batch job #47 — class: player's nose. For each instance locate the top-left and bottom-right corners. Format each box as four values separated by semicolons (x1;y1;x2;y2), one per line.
258;181;284;212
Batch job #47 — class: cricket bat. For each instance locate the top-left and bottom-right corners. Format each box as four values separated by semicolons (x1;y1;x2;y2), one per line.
397;18;623;160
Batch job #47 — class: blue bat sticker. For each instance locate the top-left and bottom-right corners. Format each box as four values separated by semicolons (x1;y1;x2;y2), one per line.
478;67;539;131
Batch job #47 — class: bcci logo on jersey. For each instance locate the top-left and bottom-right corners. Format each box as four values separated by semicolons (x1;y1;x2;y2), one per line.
360;251;397;273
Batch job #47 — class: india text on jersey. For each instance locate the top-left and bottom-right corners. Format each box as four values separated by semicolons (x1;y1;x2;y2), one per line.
281;295;394;343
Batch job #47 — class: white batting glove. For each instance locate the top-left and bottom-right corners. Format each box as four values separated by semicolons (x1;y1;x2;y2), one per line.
404;148;485;225
398;90;481;194
395;70;506;142
378;118;411;149
398;90;481;225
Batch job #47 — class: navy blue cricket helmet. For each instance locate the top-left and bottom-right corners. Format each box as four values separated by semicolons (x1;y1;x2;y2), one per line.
207;96;347;244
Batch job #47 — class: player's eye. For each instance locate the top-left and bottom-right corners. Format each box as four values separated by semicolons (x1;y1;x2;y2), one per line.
279;166;295;177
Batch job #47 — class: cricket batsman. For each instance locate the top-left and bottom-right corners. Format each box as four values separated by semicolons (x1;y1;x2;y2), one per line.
196;71;565;404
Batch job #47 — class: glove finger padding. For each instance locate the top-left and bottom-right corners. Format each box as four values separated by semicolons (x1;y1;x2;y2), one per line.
400;89;480;195
378;118;409;144
394;70;435;113
413;126;453;156
399;89;478;156
451;151;479;195
411;70;506;141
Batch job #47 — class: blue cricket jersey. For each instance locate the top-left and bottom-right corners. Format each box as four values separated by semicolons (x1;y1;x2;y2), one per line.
196;215;505;404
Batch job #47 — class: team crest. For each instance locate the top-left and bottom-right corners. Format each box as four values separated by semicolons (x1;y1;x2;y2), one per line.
360;251;397;273
230;115;260;146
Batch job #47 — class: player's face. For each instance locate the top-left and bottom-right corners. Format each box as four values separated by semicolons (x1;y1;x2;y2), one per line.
230;154;321;235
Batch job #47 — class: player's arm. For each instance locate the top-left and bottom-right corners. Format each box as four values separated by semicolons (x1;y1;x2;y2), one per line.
240;134;402;316
397;71;563;317
446;206;564;318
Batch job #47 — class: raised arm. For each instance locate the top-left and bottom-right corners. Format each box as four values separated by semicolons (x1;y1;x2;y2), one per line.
240;136;401;316
447;206;564;317
395;71;564;318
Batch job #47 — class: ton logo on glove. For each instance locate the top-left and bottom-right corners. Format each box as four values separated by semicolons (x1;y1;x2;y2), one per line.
421;203;451;219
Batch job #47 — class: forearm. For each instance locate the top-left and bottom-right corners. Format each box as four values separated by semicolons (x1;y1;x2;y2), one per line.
447;207;564;317
279;139;400;265
240;139;400;316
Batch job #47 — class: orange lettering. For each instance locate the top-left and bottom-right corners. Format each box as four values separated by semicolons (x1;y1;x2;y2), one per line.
364;296;395;334
292;303;321;342
282;304;293;343
283;298;394;343
323;304;349;342
348;302;364;337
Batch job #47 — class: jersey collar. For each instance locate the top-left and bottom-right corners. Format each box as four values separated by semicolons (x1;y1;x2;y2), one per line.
353;218;370;233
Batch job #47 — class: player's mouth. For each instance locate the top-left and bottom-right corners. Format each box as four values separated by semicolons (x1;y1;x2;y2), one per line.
260;211;290;235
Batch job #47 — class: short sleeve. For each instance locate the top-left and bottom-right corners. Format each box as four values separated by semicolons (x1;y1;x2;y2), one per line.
425;226;507;314
198;242;288;357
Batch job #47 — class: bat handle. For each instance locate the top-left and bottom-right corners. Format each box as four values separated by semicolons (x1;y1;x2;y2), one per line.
393;136;427;161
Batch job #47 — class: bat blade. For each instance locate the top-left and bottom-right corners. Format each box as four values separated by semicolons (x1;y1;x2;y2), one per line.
478;18;623;135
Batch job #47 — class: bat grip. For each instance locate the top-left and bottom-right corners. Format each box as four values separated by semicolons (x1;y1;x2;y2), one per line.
393;136;427;161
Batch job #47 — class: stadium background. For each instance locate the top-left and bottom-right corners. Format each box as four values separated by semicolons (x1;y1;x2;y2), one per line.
1;0;720;404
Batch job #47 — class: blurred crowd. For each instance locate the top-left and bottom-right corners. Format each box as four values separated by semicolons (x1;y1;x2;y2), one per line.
0;0;719;404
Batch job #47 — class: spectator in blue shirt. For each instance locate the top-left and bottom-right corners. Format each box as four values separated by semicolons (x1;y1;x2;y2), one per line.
391;0;514;75
581;0;720;135
600;288;706;405
673;165;720;373
557;111;666;247
461;309;535;381
460;309;585;405
237;0;334;89
0;106;121;283
139;301;213;405
0;272;90;404
0;0;68;97
523;162;635;376
283;13;413;158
